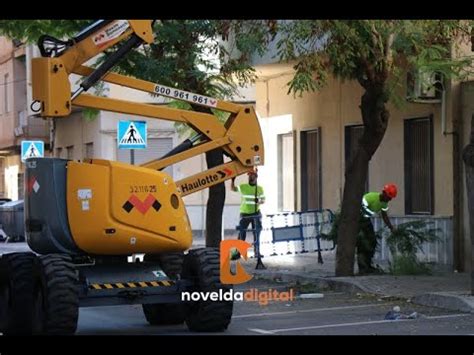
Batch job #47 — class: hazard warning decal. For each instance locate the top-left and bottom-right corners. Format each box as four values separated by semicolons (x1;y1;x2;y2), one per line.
27;176;40;195
117;121;147;149
122;194;161;215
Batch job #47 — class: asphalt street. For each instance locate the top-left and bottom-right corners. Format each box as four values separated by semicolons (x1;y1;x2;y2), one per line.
2;242;473;336
76;278;474;335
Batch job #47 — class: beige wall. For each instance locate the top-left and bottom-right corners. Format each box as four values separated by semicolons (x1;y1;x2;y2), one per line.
256;63;454;217
0;47;15;148
55;112;100;161
3;155;21;200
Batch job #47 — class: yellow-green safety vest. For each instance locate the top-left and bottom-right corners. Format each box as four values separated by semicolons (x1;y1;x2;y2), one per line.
237;184;265;214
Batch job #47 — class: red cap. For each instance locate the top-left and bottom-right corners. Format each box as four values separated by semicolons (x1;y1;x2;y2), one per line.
383;183;398;198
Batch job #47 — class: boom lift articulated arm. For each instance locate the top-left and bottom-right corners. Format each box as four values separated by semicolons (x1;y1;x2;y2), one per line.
14;21;261;332
31;19;264;197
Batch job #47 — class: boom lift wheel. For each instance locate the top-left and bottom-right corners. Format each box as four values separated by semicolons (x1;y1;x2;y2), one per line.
0;252;41;335
142;252;186;325
37;254;79;335
182;248;233;332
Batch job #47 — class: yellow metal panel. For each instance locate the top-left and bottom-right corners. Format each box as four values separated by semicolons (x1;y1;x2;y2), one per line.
141;137;231;170
138;282;148;288
104;284;113;289
127;283;137;288
129;20;154;44
31;58;71;117
225;106;265;167
66;160;192;255
116;283;125;289
72;94;227;142
150;281;159;287
61;21;135;73
73;65;241;114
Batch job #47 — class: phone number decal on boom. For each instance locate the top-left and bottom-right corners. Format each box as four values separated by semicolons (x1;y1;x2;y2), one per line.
154;84;218;108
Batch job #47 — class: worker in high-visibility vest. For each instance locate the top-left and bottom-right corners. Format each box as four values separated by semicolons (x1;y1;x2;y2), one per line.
231;170;265;242
358;183;397;274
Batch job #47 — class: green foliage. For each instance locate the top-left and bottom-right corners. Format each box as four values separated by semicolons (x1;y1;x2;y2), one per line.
321;210;382;248
389;254;432;275
245;20;474;102
386;220;441;275
82;108;100;121
0;20;89;43
0;20;259;133
109;20;257;101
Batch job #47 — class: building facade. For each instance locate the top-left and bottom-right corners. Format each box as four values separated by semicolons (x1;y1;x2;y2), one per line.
252;56;471;271
0;39;49;201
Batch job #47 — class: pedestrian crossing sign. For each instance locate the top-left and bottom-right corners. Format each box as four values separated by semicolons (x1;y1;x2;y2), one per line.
21;141;44;162
118;121;147;149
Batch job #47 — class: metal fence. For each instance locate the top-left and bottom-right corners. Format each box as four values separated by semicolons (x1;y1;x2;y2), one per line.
244;210;335;260
240;211;453;268
372;215;453;267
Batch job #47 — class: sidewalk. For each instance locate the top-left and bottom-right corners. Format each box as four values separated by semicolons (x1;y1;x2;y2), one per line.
246;249;474;313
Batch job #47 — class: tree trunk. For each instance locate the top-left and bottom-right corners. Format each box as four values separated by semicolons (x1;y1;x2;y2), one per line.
189;103;226;248
205;148;226;247
335;85;389;276
462;114;474;295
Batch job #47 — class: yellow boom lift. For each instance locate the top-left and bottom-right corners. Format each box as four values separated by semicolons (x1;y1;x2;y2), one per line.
0;19;264;334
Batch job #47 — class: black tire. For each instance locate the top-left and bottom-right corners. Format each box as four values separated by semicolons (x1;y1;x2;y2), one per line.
37;254;79;335
0;252;40;335
182;248;233;332
142;252;186;325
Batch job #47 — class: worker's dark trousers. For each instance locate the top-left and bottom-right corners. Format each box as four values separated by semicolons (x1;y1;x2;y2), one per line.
238;212;262;242
357;215;377;274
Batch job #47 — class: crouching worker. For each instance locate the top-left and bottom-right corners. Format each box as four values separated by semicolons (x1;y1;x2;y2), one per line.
358;183;397;274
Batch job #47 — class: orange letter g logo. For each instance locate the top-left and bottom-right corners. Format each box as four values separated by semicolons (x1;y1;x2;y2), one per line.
220;240;253;285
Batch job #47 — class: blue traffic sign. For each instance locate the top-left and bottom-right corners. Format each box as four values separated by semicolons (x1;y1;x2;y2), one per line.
21;141;44;162
118;121;147;149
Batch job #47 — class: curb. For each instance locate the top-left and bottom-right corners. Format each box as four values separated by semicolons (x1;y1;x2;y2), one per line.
254;270;474;313
253;270;368;294
411;292;474;313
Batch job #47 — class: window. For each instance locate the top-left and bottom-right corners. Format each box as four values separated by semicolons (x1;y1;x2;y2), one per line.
278;132;295;211
345;124;369;191
406;70;442;101
0;160;4;197
301;129;321;211
404;116;433;214
66;146;74;160
4;73;9;113
56;147;62;158
17;173;24;199
84;142;94;159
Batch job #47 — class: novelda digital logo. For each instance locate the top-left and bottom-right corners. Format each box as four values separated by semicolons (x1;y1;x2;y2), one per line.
220;240;253;285
181;288;295;306
181;240;295;306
